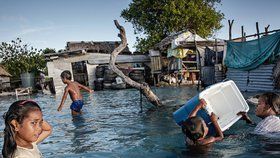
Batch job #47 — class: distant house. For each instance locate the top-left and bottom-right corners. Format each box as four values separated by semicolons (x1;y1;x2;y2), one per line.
152;31;225;85
66;41;131;54
0;65;12;91
45;41;150;93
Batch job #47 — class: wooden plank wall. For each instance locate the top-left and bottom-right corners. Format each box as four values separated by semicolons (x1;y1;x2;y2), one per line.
151;56;162;73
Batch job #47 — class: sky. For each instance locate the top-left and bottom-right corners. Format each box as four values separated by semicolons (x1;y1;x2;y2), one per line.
0;0;280;52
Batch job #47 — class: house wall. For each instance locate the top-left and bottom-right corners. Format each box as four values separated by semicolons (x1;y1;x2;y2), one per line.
47;60;72;94
226;64;275;92
0;76;11;89
47;53;151;93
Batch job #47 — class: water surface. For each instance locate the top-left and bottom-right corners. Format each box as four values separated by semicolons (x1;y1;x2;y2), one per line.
0;86;279;157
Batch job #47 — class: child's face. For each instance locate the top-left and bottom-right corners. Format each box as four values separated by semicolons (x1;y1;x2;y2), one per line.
255;97;269;118
61;77;67;83
15;110;43;143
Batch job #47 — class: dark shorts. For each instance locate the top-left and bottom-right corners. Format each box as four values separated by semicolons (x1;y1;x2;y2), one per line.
70;100;84;112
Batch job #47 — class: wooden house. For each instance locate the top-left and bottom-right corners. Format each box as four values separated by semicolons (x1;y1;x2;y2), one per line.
0;65;12;91
153;31;225;86
45;41;150;93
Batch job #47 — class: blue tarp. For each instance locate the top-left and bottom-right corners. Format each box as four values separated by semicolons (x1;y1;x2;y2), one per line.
225;32;280;70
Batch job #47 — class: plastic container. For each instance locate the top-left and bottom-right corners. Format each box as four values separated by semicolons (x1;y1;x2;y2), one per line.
173;80;249;132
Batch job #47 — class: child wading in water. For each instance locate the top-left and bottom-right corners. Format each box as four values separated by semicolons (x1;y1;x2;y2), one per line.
2;100;52;158
182;99;224;145
57;70;93;115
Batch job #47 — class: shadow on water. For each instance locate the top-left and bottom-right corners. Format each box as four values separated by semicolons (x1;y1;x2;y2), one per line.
0;86;280;157
71;114;89;153
181;145;214;157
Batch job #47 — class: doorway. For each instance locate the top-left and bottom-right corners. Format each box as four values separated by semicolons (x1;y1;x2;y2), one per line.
71;61;89;86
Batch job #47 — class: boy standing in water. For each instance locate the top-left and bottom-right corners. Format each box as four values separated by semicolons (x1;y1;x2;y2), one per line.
57;70;93;115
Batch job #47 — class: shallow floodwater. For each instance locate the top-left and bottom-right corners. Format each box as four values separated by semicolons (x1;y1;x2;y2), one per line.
0;86;279;157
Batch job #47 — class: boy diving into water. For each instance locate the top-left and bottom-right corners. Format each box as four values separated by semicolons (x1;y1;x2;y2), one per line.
57;70;93;115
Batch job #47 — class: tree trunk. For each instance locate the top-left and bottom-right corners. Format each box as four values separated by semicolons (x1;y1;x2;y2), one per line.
109;20;162;107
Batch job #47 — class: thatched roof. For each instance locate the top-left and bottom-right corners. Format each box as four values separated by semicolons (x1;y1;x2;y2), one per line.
0;66;12;77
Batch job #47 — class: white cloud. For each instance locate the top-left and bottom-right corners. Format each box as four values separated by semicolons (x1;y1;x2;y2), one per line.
0;15;27;23
16;24;78;36
17;26;55;36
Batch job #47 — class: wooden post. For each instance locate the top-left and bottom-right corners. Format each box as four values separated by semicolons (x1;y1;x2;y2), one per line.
215;39;218;64
228;20;234;40
139;88;143;113
194;33;201;90
265;25;270;35
232;28;280;40
0;80;2;93
241;26;244;42
256;22;260;39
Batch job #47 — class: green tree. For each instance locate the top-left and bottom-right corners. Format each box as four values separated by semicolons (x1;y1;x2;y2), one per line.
0;38;46;79
42;48;56;54
121;0;224;52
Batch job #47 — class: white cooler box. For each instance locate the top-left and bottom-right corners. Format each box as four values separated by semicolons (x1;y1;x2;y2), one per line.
173;80;249;132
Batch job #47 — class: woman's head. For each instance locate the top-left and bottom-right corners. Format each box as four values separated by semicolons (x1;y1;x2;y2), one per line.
182;116;209;142
2;100;42;158
256;92;280;118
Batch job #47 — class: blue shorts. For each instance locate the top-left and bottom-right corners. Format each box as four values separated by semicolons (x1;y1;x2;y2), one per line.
70;100;84;112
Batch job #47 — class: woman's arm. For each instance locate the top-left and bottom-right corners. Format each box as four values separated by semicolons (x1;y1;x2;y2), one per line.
36;120;52;144
237;111;255;124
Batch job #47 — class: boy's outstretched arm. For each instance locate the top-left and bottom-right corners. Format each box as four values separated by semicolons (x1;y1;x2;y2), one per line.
36;120;52;144
197;113;224;145
57;87;68;111
189;99;207;118
78;82;94;93
210;113;224;141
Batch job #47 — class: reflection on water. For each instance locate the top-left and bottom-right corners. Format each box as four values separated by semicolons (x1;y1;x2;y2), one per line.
0;86;279;157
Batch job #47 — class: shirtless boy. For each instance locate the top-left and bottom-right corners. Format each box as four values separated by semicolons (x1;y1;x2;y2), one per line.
57;70;93;115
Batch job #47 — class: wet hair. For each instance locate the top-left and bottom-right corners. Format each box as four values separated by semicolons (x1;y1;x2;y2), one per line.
182;116;205;142
2;100;41;158
259;92;280;115
60;70;72;80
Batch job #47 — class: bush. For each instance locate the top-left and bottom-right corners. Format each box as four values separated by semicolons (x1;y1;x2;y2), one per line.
0;38;46;79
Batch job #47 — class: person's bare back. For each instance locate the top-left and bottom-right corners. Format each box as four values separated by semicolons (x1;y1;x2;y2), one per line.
66;81;83;102
57;70;93;115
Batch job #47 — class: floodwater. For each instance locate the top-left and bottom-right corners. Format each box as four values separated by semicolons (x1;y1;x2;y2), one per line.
0;86;279;158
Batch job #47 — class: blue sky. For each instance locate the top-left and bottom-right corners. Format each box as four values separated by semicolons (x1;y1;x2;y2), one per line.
216;0;280;40
0;0;280;52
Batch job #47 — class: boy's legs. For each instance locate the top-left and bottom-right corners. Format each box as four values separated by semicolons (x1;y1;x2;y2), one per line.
71;109;82;115
70;100;84;115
